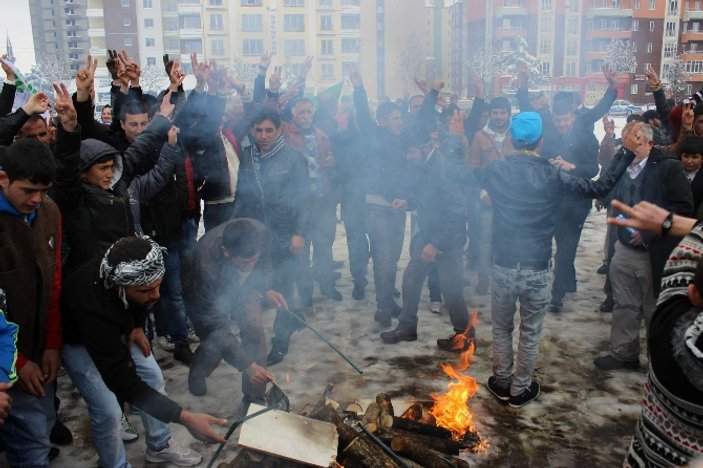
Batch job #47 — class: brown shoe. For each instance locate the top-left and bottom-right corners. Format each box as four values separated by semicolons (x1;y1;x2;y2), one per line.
437;331;475;352
381;327;417;344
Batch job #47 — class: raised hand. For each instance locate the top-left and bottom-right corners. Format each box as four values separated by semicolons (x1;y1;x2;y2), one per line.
159;89;176;120
646;65;660;89
349;66;363;88
269;66;282;93
602;115;615;137
167;126;180;147
448;109;464;136
518;62;529;87
299;56;313;78
52;82;77;132
168;60;185;90
432;79;445;93
76;54;98;101
1;54;15;81
602;63;617;87
118;50;140;86
106;49;119;80
163;53;173;77
414;76;429;94
21;92;49;116
191;53;213;88
470;70;485;98
682;101;695;129
258;50;272;75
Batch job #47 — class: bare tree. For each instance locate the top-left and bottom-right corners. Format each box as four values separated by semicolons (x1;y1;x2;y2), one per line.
664;47;690;97
26;56;72;95
229;57;259;89
604;40;637;75
395;35;426;96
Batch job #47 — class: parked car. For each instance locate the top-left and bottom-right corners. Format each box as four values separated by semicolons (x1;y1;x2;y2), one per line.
608;99;642;116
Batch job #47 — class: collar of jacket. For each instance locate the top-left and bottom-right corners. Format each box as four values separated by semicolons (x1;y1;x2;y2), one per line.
0;190;36;225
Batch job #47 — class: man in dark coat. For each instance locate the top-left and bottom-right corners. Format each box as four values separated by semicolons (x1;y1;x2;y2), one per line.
233;106;311;366
182;218;278;399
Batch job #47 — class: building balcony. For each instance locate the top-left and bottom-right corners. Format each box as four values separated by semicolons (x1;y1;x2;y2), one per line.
179;28;203;37
681;51;703;60
87;28;104;37
89;47;107;57
586;7;633;18
585;50;607;59
86;8;102;17
586;29;631;39
682;31;703;41
496;6;528;16
684;9;703;21
495;27;528;39
177;4;201;14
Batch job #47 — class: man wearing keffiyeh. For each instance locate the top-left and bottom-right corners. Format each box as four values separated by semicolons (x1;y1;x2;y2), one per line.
60;236;227;467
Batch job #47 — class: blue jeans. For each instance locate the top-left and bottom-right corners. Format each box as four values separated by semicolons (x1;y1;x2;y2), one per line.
491;264;551;396
62;343;172;467
154;218;197;340
0;382;55;467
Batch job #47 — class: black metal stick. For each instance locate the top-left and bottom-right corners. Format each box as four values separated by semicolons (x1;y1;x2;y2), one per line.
346;418;412;468
205;406;275;468
284;308;363;374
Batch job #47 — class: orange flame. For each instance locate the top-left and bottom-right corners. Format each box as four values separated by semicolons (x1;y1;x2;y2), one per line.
430;311;488;450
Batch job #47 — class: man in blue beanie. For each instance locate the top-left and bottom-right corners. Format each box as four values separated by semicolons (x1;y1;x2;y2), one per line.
471;112;642;407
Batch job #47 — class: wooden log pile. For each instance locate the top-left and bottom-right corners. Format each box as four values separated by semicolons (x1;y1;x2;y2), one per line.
223;385;484;467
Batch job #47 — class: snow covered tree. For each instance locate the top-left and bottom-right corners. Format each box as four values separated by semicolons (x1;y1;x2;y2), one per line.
229;57;259;89
604;40;637;75
140;64;168;95
664;48;690;97
26;57;72;95
395;35;427;95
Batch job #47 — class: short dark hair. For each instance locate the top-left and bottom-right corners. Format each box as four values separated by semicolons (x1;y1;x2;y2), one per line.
641;110;658;122
289;96;314;111
552;99;573;117
119;100;149;122
249;106;281;129
2;138;56;185
103;104;112;110
682;136;703;156
626;113;646;123
222;218;268;258
694;103;703;120
107;236;152;266
376;102;401;120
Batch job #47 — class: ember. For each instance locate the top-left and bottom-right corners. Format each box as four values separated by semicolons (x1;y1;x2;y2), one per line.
430;312;489;452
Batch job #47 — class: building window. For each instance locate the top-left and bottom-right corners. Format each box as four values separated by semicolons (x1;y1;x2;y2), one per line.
210;14;223;31
567;17;578;34
635;0;641;8
123;17;132;27
341;38;360;53
180;14;201;29
319;0;332;6
243;39;264;55
630;84;638;94
212;39;225;56
166;39;179;50
647;42;653;52
541;0;551;9
121;0;129;5
341;61;358;75
241;0;262;6
284;39;305;56
209;0;223;4
242;14;263;32
320;63;334;80
566;40;577;55
341;13;360;29
283;14;305;31
124;37;133;46
540;61;550;75
539;38;551;54
566;62;576;76
649;21;655;31
540;18;552;33
165;18;178;31
664;42;677;57
320;39;333;55
181;39;203;54
165;0;177;12
147;57;156;65
143;0;153;7
342;0;360;4
66;30;76;37
64;7;75;14
320;15;332;30
146;38;155;47
284;0;304;5
144;18;154;28
649;0;656;8
65;19;75;26
69;52;79;59
632;19;639;31
68;41;78;49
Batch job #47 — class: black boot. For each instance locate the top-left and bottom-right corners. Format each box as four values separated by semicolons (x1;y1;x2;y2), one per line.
174;340;194;366
352;283;365;300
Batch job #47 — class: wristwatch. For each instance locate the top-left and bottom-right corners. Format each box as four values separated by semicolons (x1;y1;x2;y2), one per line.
661;212;674;236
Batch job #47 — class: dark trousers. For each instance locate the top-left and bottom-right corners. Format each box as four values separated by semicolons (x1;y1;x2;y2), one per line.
341;189;369;285
428;267;442;302
552;202;591;299
298;197;338;295
271;242;304;352
189;291;267;401
366;204;406;312
203;201;235;232
397;238;469;332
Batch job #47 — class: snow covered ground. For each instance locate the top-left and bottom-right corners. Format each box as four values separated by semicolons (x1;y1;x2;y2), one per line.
39;117;649;467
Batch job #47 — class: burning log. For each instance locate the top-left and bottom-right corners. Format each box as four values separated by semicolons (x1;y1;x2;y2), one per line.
382;415;453;440
312;404;402;468
362;402;381;433
385;430;460;456
390;436;468;468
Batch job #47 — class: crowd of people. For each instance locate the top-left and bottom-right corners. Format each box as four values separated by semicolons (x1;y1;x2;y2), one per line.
0;46;700;467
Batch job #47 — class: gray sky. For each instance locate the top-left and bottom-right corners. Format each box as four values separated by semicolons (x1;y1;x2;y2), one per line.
2;1;36;72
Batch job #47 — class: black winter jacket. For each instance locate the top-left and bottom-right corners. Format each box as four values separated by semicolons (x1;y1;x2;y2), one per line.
61;258;182;423
52;117;169;273
233;137;311;245
474;150;634;265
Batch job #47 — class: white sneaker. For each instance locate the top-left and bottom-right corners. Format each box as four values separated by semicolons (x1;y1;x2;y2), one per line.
430;301;442;314
157;335;175;352
120;413;139;443
145;438;202;466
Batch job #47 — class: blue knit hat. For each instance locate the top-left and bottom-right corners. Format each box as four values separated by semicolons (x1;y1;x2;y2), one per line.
511;112;542;145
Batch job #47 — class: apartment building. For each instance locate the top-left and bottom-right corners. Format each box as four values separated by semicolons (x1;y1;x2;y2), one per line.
680;0;703;88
